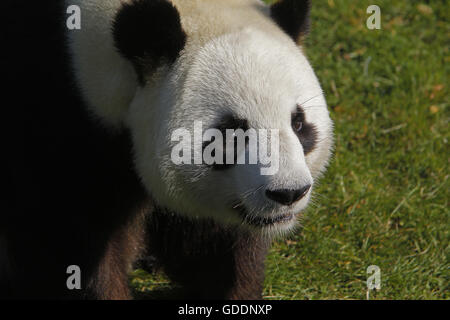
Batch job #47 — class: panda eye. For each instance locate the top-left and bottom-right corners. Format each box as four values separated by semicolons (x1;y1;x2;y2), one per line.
291;111;304;133
293;118;303;132
291;106;319;155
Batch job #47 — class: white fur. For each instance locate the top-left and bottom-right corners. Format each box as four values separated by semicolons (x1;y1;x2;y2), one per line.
69;0;333;235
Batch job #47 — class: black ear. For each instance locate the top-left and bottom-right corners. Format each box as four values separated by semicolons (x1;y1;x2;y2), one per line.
112;0;186;84
270;0;311;43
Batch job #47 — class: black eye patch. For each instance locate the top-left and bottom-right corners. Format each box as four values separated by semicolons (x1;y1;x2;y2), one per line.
291;105;318;155
202;115;249;170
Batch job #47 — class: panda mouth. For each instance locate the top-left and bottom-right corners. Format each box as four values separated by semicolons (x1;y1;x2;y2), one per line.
234;204;295;227
244;213;294;226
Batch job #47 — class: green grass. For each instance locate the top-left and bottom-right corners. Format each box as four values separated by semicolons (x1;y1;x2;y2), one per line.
132;0;449;299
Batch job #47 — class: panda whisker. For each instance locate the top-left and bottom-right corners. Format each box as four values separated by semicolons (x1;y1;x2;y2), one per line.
229;185;264;210
240;184;266;201
314;137;331;144
232;201;245;209
311;192;329;201
191;169;208;181
308;198;320;208
302;105;327;109
299;93;323;106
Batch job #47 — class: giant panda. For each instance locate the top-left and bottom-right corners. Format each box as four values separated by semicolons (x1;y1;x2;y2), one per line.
1;0;333;299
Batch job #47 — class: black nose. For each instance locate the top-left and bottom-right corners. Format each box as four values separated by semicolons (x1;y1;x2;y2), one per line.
265;185;311;206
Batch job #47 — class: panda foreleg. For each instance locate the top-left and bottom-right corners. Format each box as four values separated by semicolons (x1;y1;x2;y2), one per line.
145;208;270;300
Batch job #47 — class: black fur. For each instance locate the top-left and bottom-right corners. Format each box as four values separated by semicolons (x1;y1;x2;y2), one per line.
1;1;148;299
270;0;311;42
112;0;187;85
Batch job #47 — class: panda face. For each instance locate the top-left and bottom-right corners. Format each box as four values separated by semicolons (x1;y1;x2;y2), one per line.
126;28;333;236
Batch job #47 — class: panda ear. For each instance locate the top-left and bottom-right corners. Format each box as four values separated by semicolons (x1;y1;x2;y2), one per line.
112;0;187;84
270;0;311;43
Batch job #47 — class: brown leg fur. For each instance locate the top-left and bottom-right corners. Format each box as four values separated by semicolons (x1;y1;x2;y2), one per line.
88;209;147;300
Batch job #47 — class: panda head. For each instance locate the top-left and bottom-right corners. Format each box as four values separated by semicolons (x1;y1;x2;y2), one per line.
113;0;333;236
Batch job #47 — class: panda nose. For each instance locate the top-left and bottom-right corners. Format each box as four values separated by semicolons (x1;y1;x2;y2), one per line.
265;185;311;206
